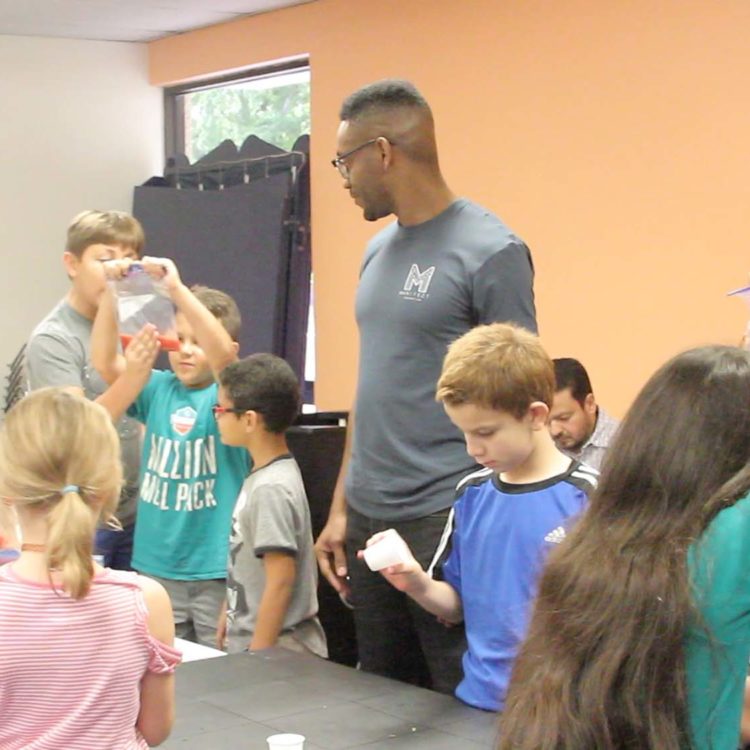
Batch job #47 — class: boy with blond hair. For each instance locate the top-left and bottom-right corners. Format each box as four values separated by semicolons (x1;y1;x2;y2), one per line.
26;210;146;569
362;323;597;711
92;259;250;646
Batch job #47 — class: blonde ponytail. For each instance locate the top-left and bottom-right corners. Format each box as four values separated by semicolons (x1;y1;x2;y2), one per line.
46;488;97;599
0;388;123;599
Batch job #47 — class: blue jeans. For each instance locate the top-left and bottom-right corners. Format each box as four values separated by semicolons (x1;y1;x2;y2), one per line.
94;523;135;571
345;506;466;695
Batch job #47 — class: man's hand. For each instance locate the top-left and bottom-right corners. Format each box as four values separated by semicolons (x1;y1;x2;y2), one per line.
314;510;349;597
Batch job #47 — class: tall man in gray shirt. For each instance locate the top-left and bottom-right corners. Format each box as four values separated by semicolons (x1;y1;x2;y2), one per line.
315;80;538;693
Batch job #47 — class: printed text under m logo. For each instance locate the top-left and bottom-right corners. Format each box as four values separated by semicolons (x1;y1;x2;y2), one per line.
403;264;436;294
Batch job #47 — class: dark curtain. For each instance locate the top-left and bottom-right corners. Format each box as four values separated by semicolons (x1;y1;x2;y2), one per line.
132;134;311;382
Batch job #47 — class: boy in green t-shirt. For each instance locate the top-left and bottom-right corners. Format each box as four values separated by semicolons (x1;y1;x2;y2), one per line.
92;258;250;646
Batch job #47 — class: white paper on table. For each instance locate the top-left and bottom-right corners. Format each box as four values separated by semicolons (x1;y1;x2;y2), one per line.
175;637;227;663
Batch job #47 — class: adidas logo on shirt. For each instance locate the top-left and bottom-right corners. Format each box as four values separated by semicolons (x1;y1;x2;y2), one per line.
544;526;566;544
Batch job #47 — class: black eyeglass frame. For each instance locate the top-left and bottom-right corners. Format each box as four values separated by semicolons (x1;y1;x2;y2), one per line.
212;403;248;419
330;138;382;177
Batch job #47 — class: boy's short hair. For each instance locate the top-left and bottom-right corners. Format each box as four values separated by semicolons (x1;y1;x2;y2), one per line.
220;353;300;434
436;323;554;418
192;285;241;341
66;210;145;258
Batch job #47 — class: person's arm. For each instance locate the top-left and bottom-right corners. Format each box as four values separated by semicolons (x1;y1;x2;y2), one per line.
96;325;160;421
358;530;463;623
137;576;177;747
473;242;537;333
91;284;126;385
249;552;297;650
314;405;355;596
146;257;237;376
216;599;228;650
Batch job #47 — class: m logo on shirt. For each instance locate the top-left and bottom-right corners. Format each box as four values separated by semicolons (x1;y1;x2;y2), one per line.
399;264;436;302
171;406;197;437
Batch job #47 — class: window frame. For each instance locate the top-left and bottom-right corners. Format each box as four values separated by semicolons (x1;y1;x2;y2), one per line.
163;55;310;160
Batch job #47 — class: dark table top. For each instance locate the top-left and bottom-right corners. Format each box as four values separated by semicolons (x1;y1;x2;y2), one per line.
163;647;497;749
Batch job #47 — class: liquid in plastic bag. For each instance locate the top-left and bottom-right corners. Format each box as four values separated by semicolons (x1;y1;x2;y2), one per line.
112;263;180;351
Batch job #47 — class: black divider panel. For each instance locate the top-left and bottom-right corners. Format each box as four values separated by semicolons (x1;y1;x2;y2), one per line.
287;424;357;666
133;178;290;361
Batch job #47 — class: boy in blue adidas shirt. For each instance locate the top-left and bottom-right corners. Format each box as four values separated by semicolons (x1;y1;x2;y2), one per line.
361;323;596;711
92;258;250;647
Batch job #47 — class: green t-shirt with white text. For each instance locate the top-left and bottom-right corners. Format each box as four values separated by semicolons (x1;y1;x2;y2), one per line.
130;370;250;580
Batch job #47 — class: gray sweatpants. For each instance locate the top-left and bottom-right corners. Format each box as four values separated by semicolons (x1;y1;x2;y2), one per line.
150;576;225;648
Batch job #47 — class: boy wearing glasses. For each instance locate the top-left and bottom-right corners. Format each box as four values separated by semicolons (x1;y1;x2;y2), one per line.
91;259;250;647
213;354;327;657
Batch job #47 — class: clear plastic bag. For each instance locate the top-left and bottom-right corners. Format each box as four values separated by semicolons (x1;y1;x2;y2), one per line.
111;262;180;351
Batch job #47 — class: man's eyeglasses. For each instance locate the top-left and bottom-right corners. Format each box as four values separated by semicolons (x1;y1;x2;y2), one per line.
212;404;246;419
331;138;381;178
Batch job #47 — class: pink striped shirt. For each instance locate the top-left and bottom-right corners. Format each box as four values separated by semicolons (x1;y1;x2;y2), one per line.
0;566;181;750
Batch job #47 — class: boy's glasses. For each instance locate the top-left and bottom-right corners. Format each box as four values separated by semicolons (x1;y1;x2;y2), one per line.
212;404;246;419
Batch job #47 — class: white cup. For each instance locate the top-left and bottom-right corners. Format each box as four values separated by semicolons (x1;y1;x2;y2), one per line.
267;734;305;750
363;529;411;572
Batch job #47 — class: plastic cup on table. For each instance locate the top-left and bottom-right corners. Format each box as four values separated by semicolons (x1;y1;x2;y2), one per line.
267;734;305;750
363;528;411;572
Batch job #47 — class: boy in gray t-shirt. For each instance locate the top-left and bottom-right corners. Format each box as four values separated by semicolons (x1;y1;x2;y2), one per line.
26;210;146;570
215;354;327;657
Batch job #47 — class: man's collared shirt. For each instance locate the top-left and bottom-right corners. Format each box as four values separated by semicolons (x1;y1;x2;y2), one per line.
566;407;619;471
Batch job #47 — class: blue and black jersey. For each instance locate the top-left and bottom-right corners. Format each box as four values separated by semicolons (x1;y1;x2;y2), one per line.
429;460;597;711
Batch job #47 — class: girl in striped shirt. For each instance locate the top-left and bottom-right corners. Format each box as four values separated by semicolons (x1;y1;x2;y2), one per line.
0;388;181;750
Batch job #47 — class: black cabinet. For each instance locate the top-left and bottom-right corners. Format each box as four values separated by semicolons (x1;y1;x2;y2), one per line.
287;417;357;666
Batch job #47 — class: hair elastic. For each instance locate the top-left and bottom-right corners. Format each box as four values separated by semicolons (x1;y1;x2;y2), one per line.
61;485;80;494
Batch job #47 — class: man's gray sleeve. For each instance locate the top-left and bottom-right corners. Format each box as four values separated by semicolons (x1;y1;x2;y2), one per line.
26;332;85;390
472;241;538;334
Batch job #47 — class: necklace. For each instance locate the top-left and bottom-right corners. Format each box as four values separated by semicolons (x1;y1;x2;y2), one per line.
20;543;46;553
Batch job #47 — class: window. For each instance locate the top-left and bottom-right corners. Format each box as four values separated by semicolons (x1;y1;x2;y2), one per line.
165;58;310;159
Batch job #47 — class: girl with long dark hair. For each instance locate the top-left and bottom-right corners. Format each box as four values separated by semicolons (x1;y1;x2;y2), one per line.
499;345;750;750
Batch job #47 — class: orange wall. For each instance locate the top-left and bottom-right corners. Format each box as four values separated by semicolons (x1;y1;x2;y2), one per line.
149;0;750;417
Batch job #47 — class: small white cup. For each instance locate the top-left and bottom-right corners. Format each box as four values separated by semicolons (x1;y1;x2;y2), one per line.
267;734;305;750
363;529;411;572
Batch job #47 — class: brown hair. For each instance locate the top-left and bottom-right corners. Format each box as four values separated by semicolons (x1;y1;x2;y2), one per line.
436;323;554;418
498;345;750;750
220;354;300;434
66;210;145;258
0;389;122;600
192;285;242;341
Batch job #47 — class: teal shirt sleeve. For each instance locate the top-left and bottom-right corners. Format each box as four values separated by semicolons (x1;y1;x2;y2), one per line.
685;493;750;750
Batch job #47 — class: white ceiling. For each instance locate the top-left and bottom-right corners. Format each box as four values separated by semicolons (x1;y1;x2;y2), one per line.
0;0;315;43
